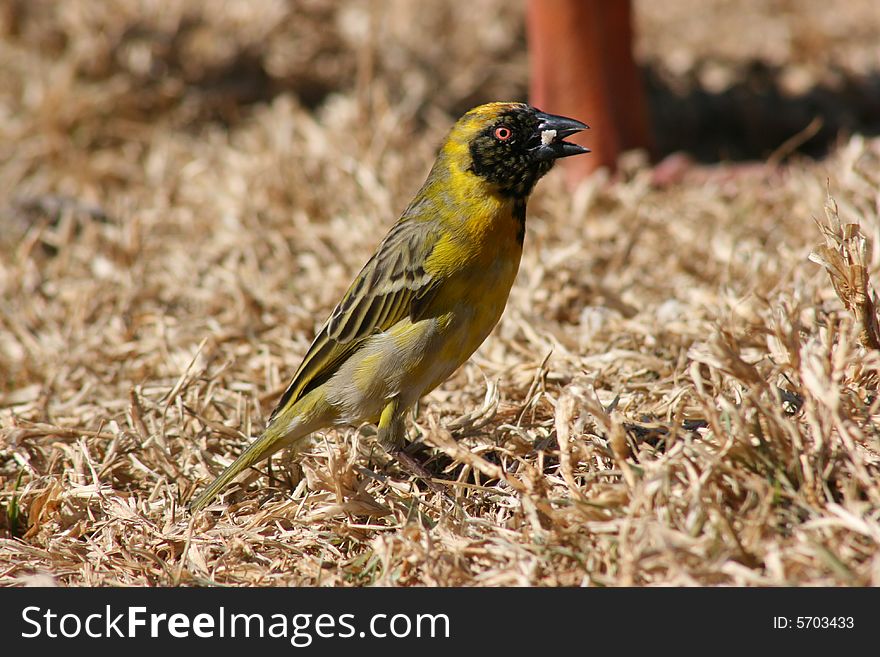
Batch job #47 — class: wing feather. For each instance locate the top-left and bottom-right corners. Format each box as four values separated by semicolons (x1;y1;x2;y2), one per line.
267;219;441;422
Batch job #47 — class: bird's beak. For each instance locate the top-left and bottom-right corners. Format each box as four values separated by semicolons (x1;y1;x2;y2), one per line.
529;110;590;161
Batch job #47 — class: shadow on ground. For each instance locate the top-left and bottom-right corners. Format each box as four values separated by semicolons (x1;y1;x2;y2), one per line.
645;62;880;162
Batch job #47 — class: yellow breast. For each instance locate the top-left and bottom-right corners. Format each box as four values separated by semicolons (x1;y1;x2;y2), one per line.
416;193;524;393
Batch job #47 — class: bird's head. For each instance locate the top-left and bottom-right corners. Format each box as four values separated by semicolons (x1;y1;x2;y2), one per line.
441;102;589;198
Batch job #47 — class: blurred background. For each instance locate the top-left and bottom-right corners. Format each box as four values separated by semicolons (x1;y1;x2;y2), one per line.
2;0;878;175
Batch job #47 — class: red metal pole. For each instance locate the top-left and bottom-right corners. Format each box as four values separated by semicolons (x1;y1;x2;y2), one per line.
527;0;654;182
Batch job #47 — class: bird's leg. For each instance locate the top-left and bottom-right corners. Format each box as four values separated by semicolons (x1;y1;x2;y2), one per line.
376;398;403;452
377;399;446;494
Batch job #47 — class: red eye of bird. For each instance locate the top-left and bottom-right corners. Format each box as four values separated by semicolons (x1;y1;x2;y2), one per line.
494;126;512;141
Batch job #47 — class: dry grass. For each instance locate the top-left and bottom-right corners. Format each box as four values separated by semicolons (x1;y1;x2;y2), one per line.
2;0;880;586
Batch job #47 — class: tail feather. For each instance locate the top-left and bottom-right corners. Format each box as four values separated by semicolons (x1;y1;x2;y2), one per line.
188;391;329;512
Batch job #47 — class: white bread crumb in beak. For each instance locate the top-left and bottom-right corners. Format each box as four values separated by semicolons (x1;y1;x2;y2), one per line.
541;129;557;146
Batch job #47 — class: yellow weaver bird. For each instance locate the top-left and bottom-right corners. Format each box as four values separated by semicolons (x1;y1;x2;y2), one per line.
189;102;588;512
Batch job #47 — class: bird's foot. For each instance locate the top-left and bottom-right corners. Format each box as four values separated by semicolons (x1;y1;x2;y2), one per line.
391;448;448;495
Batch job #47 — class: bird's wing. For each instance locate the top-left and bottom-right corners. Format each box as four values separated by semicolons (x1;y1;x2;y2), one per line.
268;218;442;422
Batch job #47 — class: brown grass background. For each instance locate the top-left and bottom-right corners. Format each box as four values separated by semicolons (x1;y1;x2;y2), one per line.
2;0;880;586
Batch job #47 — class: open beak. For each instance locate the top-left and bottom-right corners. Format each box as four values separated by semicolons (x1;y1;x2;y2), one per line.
529;110;590;161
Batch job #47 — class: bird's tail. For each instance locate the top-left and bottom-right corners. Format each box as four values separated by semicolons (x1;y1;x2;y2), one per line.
188;390;330;512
